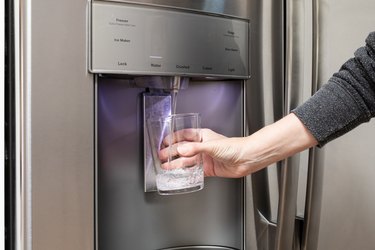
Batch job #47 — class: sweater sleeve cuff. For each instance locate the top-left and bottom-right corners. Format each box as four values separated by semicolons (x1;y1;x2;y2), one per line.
291;82;369;147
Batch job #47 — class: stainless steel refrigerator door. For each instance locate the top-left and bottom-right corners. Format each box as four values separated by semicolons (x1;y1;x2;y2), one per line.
308;0;375;249
14;0;94;249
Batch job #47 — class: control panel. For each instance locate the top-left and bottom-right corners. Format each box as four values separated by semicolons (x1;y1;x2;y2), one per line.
90;1;250;78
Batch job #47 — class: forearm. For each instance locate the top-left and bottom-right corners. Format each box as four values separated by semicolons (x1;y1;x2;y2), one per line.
241;113;317;174
175;113;318;177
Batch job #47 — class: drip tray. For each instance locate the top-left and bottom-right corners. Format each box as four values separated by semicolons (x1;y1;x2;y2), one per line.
160;246;238;250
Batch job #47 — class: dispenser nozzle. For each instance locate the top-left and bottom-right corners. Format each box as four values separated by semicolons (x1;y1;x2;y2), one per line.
171;76;181;92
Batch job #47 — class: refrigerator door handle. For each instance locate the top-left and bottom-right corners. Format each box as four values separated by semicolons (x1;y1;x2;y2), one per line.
301;148;324;250
274;158;300;250
301;1;324;249
274;0;309;248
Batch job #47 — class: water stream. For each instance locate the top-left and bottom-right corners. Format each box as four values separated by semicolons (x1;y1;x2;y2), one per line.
171;90;178;115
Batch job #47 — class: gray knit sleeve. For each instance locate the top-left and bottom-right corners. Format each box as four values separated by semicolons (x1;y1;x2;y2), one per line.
292;32;375;146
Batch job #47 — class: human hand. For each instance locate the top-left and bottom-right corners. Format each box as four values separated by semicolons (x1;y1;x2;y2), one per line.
159;114;318;178
159;128;252;178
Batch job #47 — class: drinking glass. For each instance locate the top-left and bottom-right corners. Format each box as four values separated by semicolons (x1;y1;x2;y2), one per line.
147;113;204;195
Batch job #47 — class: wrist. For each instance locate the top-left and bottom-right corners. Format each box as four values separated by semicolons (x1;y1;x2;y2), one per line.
241;113;317;174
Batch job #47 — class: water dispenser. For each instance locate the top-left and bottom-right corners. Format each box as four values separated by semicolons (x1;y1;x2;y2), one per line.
90;1;250;249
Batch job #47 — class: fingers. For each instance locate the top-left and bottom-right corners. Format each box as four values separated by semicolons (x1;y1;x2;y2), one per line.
157;129;228;176
162;128;201;146
158;143;178;162
177;142;202;157
161;128;225;148
159;141;203;162
158;142;202;170
161;155;201;170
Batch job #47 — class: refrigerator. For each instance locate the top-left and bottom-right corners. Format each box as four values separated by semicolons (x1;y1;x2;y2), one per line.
5;0;375;250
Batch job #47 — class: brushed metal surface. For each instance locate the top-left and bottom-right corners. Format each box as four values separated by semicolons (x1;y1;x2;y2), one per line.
91;1;250;78
15;0;95;250
301;1;322;249
310;1;375;249
95;0;250;19
97;79;244;250
14;0;32;249
244;0;284;249
274;0;313;249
